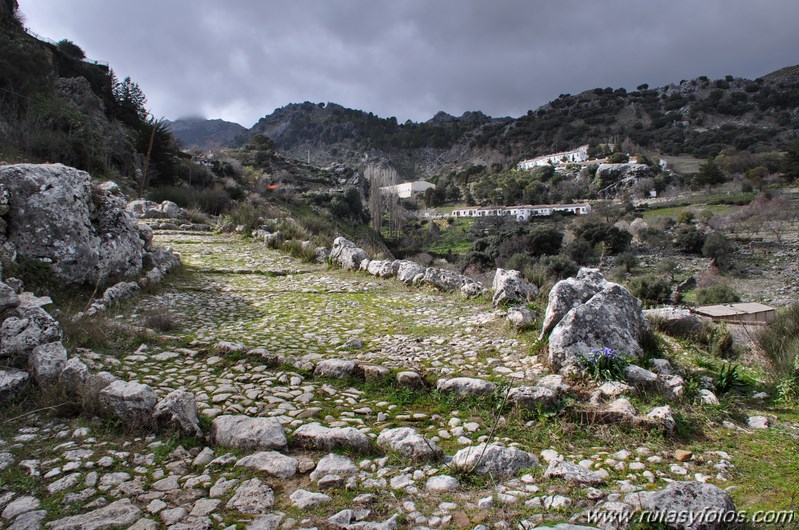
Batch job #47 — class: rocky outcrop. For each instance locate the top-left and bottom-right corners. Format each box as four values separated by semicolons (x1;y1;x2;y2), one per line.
492;268;537;307
0;165;144;285
543;270;649;372
540;268;606;339
330;237;370;271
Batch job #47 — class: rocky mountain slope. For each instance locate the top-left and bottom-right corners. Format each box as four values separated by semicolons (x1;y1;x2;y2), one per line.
165;117;248;150
175;66;799;180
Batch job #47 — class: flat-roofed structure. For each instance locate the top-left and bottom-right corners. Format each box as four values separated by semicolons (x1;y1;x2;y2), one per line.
692;302;776;325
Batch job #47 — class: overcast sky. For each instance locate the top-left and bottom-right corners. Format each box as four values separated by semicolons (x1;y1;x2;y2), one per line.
19;0;799;128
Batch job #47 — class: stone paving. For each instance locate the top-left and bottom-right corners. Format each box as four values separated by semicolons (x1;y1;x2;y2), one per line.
0;231;741;529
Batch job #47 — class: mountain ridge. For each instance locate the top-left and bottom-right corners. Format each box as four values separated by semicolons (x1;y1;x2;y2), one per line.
171;65;799;180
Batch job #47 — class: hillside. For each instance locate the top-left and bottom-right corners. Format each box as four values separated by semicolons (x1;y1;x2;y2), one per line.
176;66;799;181
166;117;248;150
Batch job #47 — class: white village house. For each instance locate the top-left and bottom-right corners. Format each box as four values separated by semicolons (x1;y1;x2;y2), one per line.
450;203;591;221
517;145;590;170
379;180;436;199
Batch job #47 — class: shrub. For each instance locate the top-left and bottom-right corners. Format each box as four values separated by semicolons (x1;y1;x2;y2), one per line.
615;252;638;273
714;363;747;395
757;305;799;382
627;275;672;305
695;284;741;305
674;226;706;254
702;232;732;270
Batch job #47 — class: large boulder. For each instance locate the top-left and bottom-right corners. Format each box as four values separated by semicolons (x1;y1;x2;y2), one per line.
98;380;158;424
595;163;654;186
634;481;736;530
153;390;202;436
540;268;606;339
394;260;426;285
421;267;465;292
546;273;649;372
376;427;442;462
0;306;62;362
0;164;144;285
28;341;68;386
210;415;287;450
330;237;370;271
451;443;539;478
492;268;537;307
366;260;397;278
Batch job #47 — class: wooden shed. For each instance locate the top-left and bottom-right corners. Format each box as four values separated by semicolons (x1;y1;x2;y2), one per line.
692;302;776;325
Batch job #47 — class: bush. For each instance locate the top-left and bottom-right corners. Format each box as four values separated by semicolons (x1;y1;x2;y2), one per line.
757;305;799;382
695;284;741;305
573;220;631;255
674;226;706;254
627;275;672;305
702;232;732;270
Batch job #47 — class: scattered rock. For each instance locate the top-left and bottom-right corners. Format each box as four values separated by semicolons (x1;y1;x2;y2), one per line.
310;453;357;481
314;359;361;379
425;475;459;492
747;416;769;429
507;385;558;410
293;423;371;453
0;306;63;362
225;478;275;514
153;390;202;436
46;498;141;530
377;427;442;462
235;451;298;479
28;341;67;386
544;460;605;485
210;415;287;450
452;443;539;478
98;380;157;424
637;481;736;530
289;489;331;509
436;377;496;397
0;368;29;403
506;306;537;330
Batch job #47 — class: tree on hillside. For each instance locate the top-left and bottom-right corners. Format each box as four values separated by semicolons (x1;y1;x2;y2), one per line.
782;139;799;181
56;39;86;60
693;159;726;187
365;165;398;233
113;76;148;126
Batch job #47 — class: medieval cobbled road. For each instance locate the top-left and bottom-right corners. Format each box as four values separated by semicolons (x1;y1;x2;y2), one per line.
0;231;744;529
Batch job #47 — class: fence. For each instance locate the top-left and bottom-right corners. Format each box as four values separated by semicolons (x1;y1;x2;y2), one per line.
24;27;109;69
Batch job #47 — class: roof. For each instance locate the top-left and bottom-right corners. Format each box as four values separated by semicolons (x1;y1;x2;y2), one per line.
693;302;775;317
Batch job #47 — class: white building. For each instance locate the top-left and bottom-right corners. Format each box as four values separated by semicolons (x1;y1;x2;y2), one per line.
450;203;591;221
379;180;436;199
517;145;590;170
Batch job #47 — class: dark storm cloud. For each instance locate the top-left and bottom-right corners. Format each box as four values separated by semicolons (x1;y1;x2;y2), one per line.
19;0;799;127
